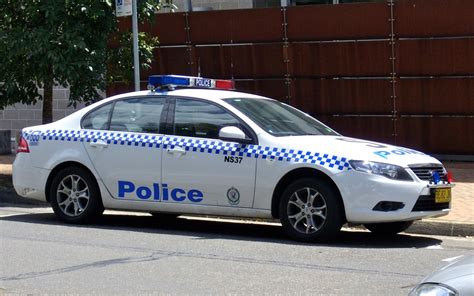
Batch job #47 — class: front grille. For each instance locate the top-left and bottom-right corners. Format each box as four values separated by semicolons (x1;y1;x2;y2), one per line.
412;195;450;212
409;164;446;181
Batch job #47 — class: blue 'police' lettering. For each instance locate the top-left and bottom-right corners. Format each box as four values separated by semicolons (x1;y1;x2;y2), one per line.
162;183;169;201
392;149;406;155
374;151;390;159
171;188;186;202
137;186;152;199
119;181;135;195
374;148;425;159
118;181;203;203
153;183;160;200
188;189;203;203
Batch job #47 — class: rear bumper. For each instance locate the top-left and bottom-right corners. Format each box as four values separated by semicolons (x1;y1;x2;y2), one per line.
12;154;49;202
334;170;453;223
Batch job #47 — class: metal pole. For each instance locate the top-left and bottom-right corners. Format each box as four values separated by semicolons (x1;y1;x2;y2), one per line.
132;0;140;91
389;0;397;143
184;0;192;11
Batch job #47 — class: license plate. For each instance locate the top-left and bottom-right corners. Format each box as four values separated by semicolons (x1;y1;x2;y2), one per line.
434;188;451;203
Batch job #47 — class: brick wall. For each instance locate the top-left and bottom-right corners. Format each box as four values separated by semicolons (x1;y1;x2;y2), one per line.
0;86;87;150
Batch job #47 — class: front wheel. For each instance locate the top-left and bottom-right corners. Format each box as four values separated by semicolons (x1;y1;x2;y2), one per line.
50;166;104;223
364;221;414;236
279;178;344;242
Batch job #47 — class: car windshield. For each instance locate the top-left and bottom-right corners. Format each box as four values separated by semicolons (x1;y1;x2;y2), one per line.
224;98;339;137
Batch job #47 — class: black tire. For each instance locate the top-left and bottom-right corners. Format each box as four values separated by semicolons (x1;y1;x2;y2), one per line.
50;166;104;223
364;221;414;236
279;178;344;243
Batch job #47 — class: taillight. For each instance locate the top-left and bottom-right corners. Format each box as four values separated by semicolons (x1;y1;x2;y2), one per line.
17;137;30;153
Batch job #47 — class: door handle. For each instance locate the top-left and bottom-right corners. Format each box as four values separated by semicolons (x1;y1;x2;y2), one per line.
90;140;109;149
167;146;186;155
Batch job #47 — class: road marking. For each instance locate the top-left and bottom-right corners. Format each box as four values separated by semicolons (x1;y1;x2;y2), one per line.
442;255;463;262
425;244;443;250
180;215;281;226
0;208;51;217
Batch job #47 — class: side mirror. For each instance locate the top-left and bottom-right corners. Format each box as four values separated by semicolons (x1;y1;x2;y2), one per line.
219;126;252;144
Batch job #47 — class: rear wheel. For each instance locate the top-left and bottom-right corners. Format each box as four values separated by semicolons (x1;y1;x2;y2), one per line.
364;221;414;236
50;166;103;223
279;178;344;242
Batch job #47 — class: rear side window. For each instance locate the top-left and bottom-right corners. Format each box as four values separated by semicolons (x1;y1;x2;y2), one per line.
82;103;112;130
109;98;165;134
174;99;242;139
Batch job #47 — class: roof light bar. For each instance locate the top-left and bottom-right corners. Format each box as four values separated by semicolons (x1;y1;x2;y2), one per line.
148;75;234;91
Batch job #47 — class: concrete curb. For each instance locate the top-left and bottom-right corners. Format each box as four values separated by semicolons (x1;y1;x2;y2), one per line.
345;220;474;238
407;220;474;237
0;190;472;237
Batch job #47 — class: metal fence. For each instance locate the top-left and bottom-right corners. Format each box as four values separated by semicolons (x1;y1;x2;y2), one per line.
108;0;474;156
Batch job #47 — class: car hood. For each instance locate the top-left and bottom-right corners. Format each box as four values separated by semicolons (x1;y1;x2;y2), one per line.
421;255;474;293
272;135;441;167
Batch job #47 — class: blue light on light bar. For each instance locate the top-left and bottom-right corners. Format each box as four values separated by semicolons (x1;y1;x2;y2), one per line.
148;75;234;91
148;75;190;89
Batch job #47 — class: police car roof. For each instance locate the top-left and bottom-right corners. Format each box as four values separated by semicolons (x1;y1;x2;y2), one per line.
168;88;269;101
108;88;269;103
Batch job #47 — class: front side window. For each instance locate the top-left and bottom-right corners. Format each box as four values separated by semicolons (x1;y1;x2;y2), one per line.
174;99;244;139
82;103;113;130
225;98;339;137
109;97;165;134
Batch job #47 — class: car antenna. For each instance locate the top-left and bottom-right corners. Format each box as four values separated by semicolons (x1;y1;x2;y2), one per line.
197;58;201;77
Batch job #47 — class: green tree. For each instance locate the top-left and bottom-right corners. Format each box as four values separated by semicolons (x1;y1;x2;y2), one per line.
0;0;174;124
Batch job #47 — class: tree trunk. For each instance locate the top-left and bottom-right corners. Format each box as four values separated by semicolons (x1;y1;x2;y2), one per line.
42;71;53;124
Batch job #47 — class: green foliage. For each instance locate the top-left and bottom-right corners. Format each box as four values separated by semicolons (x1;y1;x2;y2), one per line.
107;32;159;84
0;0;174;111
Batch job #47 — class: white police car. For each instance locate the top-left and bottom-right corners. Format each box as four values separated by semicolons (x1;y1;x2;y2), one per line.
13;75;454;242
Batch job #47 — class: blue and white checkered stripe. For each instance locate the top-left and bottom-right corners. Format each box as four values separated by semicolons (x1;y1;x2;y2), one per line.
163;137;242;155
25;129;351;171
43;129;83;142
87;131;162;148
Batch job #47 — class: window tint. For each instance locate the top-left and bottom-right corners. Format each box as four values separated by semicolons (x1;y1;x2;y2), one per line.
110;98;165;134
82;103;112;130
174;99;242;139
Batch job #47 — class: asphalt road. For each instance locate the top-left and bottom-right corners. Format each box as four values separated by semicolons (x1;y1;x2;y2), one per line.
1;205;473;295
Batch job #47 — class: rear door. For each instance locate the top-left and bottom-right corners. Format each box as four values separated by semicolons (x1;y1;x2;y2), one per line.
82;97;167;201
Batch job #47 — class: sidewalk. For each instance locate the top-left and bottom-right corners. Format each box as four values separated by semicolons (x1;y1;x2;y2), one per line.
1;154;472;236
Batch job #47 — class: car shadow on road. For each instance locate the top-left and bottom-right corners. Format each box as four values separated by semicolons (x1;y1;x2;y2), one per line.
1;212;443;249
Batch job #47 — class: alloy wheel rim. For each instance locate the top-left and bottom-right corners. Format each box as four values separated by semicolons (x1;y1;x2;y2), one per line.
56;174;90;217
287;187;327;234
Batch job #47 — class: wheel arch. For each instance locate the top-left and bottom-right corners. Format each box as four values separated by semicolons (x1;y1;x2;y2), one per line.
271;167;346;221
45;161;100;203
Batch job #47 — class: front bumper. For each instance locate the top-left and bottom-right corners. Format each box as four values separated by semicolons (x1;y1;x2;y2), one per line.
12;153;49;202
333;170;453;223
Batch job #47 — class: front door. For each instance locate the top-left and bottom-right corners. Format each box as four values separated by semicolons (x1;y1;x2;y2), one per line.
161;98;257;208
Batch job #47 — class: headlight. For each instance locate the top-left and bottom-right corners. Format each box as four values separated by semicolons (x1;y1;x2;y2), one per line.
409;283;457;296
349;160;412;181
